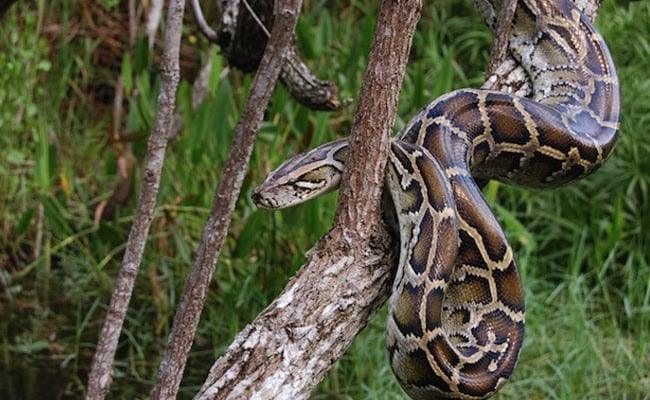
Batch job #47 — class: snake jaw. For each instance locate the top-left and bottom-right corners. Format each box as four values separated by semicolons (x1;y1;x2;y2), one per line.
252;162;345;210
252;170;342;210
251;185;285;210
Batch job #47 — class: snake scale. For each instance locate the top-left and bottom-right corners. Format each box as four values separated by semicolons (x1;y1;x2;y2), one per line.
252;0;619;398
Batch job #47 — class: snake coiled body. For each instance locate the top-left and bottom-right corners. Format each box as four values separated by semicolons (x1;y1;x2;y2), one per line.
252;0;619;398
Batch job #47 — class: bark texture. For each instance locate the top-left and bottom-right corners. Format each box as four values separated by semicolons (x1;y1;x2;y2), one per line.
195;1;423;398
192;0;342;110
151;1;306;398
85;1;185;399
197;0;603;398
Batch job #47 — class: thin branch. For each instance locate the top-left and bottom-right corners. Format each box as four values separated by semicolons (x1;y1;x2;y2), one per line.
147;0;165;48
85;1;186;398
242;0;272;37
190;0;218;42
484;0;517;78
150;1;305;398
333;0;421;229
195;0;422;398
279;44;342;111
128;0;137;48
194;0;342;110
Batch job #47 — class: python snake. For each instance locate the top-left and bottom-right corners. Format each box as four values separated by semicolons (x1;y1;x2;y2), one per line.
252;0;619;398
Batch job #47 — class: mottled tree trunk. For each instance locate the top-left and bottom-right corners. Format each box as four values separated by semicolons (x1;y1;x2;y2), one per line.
195;0;423;398
196;0;604;399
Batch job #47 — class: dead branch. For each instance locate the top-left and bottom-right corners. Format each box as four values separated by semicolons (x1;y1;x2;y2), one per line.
483;0;517;78
190;0;219;42
192;0;342;110
151;1;306;398
279;42;343;112
85;1;186;399
195;0;423;398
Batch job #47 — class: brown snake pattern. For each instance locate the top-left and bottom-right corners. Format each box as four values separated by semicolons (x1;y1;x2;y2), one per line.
252;0;620;398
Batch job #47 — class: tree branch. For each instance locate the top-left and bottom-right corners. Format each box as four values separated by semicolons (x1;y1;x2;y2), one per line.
190;0;218;42
483;0;517;79
85;1;186;399
196;0;605;398
192;0;342;110
151;1;305;398
195;0;422;398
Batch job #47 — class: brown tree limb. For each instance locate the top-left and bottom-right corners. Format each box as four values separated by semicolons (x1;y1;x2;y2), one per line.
279;42;343;111
195;0;422;398
150;1;306;398
483;0;517;79
192;0;342;110
85;1;186;399
190;0;219;42
195;0;606;398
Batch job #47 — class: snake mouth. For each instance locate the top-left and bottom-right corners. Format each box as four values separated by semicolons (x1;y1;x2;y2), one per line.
251;186;277;210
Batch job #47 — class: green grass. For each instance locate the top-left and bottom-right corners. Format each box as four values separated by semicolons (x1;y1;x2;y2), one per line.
1;0;649;398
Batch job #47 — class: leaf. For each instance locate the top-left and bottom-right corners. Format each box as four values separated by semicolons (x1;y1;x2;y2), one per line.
35;129;50;191
16;208;35;234
121;53;133;93
208;49;223;98
233;211;265;258
41;195;72;238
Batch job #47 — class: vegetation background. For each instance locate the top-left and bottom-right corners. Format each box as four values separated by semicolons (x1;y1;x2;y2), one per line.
1;0;648;398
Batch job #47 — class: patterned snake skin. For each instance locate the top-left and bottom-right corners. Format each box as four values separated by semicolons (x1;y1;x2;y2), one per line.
252;0;619;398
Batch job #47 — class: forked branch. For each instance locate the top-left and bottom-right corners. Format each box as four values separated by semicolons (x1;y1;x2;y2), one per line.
85;1;186;399
197;0;604;398
195;0;423;398
191;0;342;110
152;0;307;398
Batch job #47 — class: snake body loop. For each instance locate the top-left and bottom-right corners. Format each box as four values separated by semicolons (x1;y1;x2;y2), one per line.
252;0;619;398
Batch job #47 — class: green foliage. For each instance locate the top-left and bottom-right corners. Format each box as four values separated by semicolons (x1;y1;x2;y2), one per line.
1;0;648;399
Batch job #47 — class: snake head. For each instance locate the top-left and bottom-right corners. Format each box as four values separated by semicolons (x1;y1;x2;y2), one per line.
252;139;349;210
